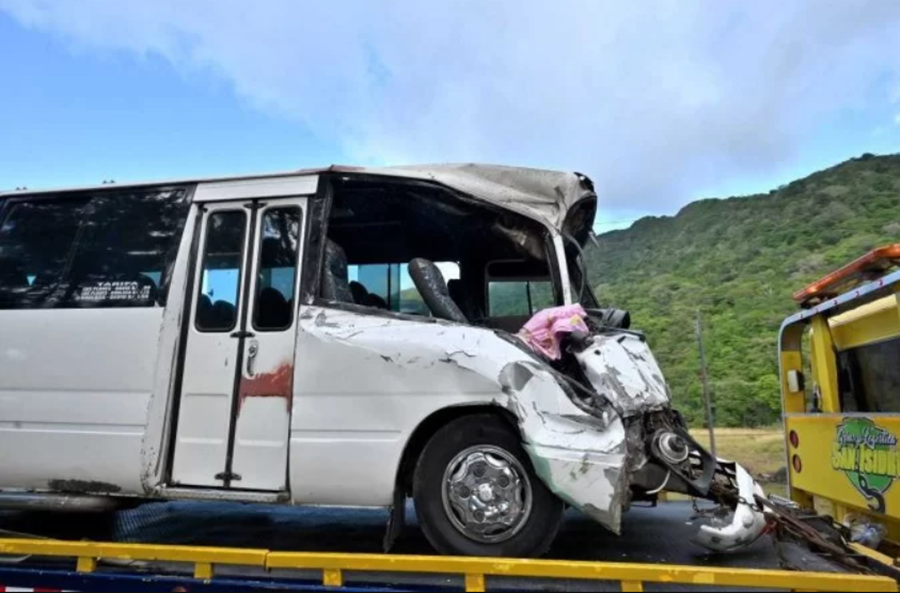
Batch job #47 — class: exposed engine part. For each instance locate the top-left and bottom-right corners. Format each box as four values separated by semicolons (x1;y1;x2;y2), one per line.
652;431;690;464
646;423;716;497
644;471;671;496
545;317;769;552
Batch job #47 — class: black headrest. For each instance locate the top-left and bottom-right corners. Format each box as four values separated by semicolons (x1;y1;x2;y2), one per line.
349;281;369;305
256;286;290;329
212;300;237;329
198;293;213;310
366;293;389;309
321;239;354;303
447;279;463;304
196;293;214;327
408;259;467;323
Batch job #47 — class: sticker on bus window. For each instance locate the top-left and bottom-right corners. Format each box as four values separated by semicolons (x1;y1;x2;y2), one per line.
833;418;900;514
76;281;152;303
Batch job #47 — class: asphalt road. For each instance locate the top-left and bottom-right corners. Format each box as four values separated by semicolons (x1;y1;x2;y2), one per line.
0;500;804;591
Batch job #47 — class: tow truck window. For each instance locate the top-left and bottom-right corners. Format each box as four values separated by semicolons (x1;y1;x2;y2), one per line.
838;337;900;413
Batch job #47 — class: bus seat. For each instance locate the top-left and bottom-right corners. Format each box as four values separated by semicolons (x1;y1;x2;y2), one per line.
408;258;467;323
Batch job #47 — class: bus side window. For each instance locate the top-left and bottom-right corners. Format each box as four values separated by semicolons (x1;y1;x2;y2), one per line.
0;198;89;309
0;189;189;310
196;211;246;332
253;207;302;331
65;189;189;307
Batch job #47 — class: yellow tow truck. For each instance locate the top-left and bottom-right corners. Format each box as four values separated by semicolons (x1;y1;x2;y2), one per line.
781;244;900;565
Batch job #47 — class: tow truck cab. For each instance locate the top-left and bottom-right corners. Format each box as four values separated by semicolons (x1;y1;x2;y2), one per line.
782;244;900;554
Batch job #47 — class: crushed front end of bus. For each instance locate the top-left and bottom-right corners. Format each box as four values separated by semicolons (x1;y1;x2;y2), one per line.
508;304;768;553
301;164;769;555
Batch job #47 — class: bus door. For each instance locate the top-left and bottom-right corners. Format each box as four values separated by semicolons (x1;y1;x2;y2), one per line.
171;192;308;491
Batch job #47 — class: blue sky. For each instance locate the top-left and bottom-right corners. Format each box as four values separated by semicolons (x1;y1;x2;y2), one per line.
2;2;900;233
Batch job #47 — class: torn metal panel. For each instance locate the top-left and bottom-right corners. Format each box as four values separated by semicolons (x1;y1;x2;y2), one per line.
325;164;596;232
499;360;629;534
575;332;670;418
691;463;768;552
295;305;769;549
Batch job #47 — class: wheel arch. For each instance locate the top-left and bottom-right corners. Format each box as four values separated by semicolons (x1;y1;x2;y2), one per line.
394;404;520;496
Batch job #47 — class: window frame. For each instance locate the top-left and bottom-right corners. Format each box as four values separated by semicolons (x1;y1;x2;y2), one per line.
194;209;249;334
484;259;556;318
0;195;90;309
251;205;304;333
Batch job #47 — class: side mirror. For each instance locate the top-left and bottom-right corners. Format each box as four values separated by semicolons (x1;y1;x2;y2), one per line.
585;308;631;329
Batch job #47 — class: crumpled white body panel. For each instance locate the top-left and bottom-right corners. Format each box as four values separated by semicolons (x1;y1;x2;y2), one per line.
294;307;766;550
576;332;670;418
293;306;628;528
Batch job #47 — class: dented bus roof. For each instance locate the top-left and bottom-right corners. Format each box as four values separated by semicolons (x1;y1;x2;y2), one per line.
0;163;597;233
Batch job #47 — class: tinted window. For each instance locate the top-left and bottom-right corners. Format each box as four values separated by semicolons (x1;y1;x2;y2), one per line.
0;198;89;309
253;207;301;331
839;338;900;413
67;190;190;307
0;188;188;309
196;211;246;332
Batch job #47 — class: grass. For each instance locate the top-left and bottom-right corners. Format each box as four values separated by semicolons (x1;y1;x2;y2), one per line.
689;427;786;478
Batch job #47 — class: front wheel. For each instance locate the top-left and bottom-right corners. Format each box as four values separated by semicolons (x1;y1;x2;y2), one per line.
413;414;564;557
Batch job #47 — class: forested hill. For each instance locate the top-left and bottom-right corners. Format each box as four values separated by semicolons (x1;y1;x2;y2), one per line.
586;153;900;427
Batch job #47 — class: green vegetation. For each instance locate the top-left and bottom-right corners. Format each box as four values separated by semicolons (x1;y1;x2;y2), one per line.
690;428;785;478
586;153;900;427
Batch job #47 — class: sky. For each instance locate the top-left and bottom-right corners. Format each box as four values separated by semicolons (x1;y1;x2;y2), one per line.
1;1;900;233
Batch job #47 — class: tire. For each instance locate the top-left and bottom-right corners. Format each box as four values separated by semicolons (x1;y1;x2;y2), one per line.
413;414;564;557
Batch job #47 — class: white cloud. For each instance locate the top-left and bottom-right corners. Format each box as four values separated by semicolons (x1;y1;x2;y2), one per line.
2;0;900;212
895;113;900;125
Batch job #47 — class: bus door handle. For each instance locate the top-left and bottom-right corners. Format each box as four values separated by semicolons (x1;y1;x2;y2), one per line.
246;340;259;377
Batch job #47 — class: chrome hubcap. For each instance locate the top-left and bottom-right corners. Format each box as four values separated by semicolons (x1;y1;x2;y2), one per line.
442;445;532;543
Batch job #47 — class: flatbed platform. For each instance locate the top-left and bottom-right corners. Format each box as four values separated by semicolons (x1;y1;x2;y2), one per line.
0;501;893;592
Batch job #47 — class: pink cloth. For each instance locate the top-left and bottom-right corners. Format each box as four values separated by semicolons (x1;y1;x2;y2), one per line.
516;304;590;360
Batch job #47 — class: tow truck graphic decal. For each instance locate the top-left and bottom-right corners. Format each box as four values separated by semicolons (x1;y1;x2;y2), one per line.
832;418;900;513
